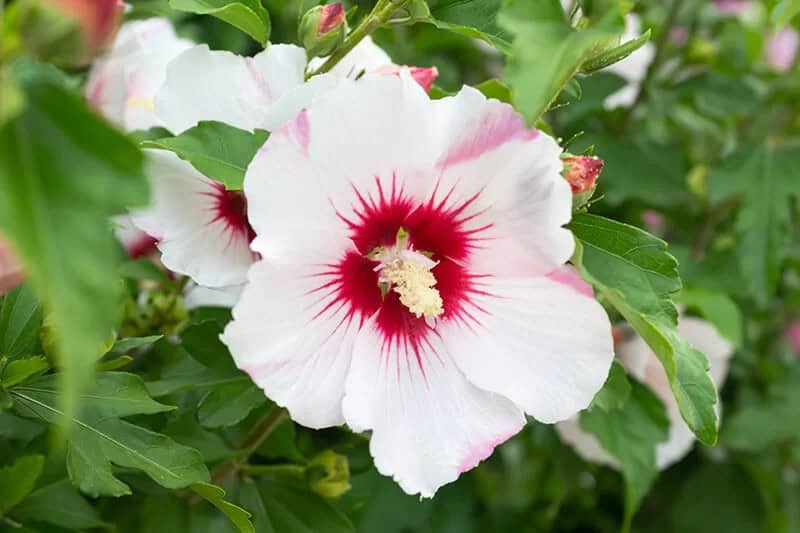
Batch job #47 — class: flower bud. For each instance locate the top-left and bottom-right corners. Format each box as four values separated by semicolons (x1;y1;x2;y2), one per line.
300;3;347;59
787;321;800;356
562;155;603;209
0;235;24;296
306;450;350;499
15;0;124;67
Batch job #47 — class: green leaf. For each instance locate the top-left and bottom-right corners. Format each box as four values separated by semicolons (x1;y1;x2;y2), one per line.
0;60;148;420
671;464;766;533
10;479;108;530
429;0;512;53
198;381;267;428
707;144;800;304
474;78;512;103
0;455;44;513
721;372;800;451
181;320;237;370
588;361;631;412
251;476;355;533
192;482;255;533
570;213;719;445
11;372;208;497
0;284;42;358
580;29;651;74
110;335;164;354
772;0;800;26
168;0;271;45
499;0;622;123
164;411;238;462
579;380;669;524
0;411;45;444
677;287;743;348
142;121;269;190
1;356;49;388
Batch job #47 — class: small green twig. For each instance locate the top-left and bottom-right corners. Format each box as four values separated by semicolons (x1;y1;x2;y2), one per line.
308;0;409;78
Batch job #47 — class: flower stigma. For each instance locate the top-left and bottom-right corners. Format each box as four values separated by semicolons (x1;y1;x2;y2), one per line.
370;228;444;326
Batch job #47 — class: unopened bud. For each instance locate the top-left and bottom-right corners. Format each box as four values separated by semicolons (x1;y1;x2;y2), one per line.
306;450;350;499
15;0;124;66
0;235;24;296
562;154;603;205
300;3;347;58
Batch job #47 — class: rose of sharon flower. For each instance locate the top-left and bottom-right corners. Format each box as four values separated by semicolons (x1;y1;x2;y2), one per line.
221;73;615;497
85;18;193;131
557;316;734;470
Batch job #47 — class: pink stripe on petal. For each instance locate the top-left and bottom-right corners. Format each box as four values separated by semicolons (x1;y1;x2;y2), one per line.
457;427;521;473
245;57;273;102
276;109;311;156
437;104;538;169
547;265;594;298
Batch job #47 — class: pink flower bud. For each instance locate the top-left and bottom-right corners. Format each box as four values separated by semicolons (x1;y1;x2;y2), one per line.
642;209;664;229
0;235;24;296
562;155;603;194
317;3;345;36
49;0;125;51
300;3;347;57
787;321;800;356
766;27;799;72
407;66;439;92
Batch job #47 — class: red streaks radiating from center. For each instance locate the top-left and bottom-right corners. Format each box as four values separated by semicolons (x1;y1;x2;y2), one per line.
315;174;492;372
209;183;256;243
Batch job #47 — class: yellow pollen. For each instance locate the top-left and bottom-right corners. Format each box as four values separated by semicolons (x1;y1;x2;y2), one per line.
382;260;444;320
126;96;155;111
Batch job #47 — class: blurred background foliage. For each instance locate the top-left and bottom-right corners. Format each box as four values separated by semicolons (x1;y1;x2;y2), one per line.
0;0;799;532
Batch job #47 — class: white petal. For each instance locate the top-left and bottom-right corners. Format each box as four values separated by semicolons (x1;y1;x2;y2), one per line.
131;151;254;287
85;18;193;131
441;275;614;423
155;44;307;133
342;318;525;497
222;261;360;428
602;14;656;110
433;86;574;277
244;73;437;263
184;283;243;309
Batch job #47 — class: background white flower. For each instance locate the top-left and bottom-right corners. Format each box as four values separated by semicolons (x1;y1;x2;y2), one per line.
557;316;735;470
84;18;192;131
603;14;656;109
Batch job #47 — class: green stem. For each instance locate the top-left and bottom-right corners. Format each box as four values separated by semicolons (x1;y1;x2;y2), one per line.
240;463;306;477
203;407;288;490
308;0;408;78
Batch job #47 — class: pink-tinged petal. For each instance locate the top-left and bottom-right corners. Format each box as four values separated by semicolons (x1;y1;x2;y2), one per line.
547;265;594;298
407;66;439;92
184;283;243;309
432;86;573;277
0;235;24;296
131;151;256;287
84;18;192;131
437;97;538;169
787;321;800;356
442;275;614;423
222;260;365;428
317;3;345;35
560;316;734;470
341;317;525;497
766;27;799;72
155;44;307;133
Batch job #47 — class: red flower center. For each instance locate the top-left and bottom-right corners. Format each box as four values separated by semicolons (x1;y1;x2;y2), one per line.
211;183;256;243
311;176;493;367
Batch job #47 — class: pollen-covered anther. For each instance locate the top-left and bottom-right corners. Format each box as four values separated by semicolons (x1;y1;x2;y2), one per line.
382;259;444;323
